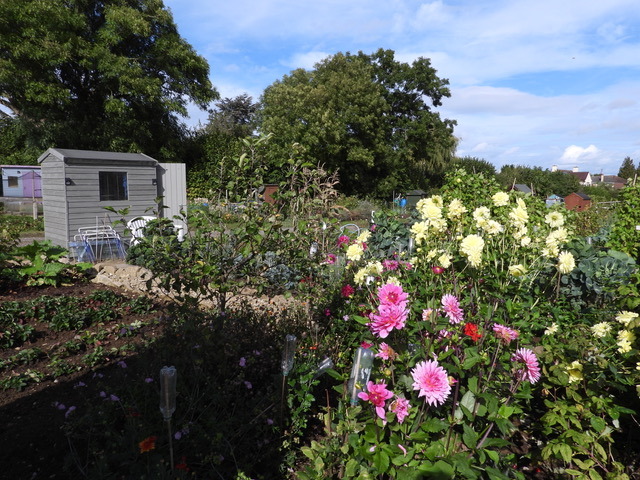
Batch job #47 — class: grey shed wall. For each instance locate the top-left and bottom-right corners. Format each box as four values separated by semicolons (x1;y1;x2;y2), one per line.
158;163;187;231
38;149;161;248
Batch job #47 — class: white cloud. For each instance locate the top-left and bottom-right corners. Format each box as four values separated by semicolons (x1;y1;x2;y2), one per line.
559;145;601;164
163;0;640;174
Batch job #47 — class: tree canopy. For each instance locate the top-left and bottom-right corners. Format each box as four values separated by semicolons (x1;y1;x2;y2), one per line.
618;156;637;181
206;94;259;138
452;156;497;177
0;0;217;160
259;49;457;198
496;165;580;198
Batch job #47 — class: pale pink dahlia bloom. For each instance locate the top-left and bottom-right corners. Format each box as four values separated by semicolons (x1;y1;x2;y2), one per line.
368;304;408;338
389;396;411;424
411;359;451;406
358;381;394;419
375;342;397;361
377;283;408;307
511;348;541;384
492;324;519;344
441;294;464;324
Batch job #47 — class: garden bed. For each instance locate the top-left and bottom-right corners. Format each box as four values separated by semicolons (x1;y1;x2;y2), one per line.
0;282;170;478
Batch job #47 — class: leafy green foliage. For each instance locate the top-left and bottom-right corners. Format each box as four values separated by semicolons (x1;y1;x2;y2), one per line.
260;48;457;198
561;238;636;309
291;168;639;479
10;240;92;286
607;184;640;260
452;156;497;177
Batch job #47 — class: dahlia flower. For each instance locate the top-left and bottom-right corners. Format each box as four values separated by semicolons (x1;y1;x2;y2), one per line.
441;294;464;324
511;348;541;384
411;360;451;406
358;381;394;420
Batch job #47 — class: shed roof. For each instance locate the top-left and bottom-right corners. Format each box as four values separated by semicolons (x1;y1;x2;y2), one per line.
1;165;40;169
37;148;157;166
566;192;591;200
513;184;532;193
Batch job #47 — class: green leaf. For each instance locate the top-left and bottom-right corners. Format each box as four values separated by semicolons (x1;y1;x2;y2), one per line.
588;469;603;480
484;449;499;462
418;460;454;479
422;416;448;433
345;458;359;477
590;416;606;433
373;449;390;472
462;424;478;450
556;443;573;463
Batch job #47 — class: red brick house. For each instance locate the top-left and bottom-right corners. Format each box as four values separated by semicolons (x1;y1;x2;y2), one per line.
564;192;592;211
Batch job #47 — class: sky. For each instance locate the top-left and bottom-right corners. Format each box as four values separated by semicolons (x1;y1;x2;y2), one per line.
163;0;640;175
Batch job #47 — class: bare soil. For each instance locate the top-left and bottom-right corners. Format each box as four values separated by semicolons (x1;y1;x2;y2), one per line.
0;281;170;479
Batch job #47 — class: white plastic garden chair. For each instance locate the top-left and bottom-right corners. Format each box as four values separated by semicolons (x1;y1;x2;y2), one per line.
340;224;361;235
127;216;157;246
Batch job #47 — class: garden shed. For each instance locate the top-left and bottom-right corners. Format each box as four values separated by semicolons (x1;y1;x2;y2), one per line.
0;165;41;198
37;148;186;249
405;189;426;208
564;192;591;211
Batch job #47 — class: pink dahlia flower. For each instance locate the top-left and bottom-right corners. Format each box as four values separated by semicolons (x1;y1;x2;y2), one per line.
493;324;519;344
358;381;394;419
389;396;411;424
511;348;541;384
325;253;337;264
341;284;355;298
411;359;451;406
441;294;464;324
382;259;400;271
375;342;397;361
377;283;408;307
337;235;350;247
368;304;408;338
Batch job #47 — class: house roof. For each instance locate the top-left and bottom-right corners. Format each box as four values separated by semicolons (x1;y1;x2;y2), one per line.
566;192;591;200
37;148;157;166
558;169;591;182
602;175;626;184
513;184;532;193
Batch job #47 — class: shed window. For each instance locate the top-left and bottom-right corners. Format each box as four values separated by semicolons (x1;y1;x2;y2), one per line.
99;172;128;201
7;176;18;187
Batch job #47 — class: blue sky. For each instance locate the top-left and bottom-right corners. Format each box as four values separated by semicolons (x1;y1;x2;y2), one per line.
164;0;640;175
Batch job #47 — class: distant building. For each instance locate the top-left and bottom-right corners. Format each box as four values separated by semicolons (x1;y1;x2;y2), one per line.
551;165;593;186
593;173;627;190
564;192;592;211
0;165;42;198
546;194;563;207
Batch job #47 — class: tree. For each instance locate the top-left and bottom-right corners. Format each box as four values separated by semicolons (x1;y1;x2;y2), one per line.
496;165;580;197
259;49;457;198
453;156;496;177
0;0;217;160
186;95;261;200
618;156;636;181
206;94;259;138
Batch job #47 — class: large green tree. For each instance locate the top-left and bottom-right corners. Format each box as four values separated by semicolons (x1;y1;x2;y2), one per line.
618;156;636;181
0;0;217;160
259;49;457;198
